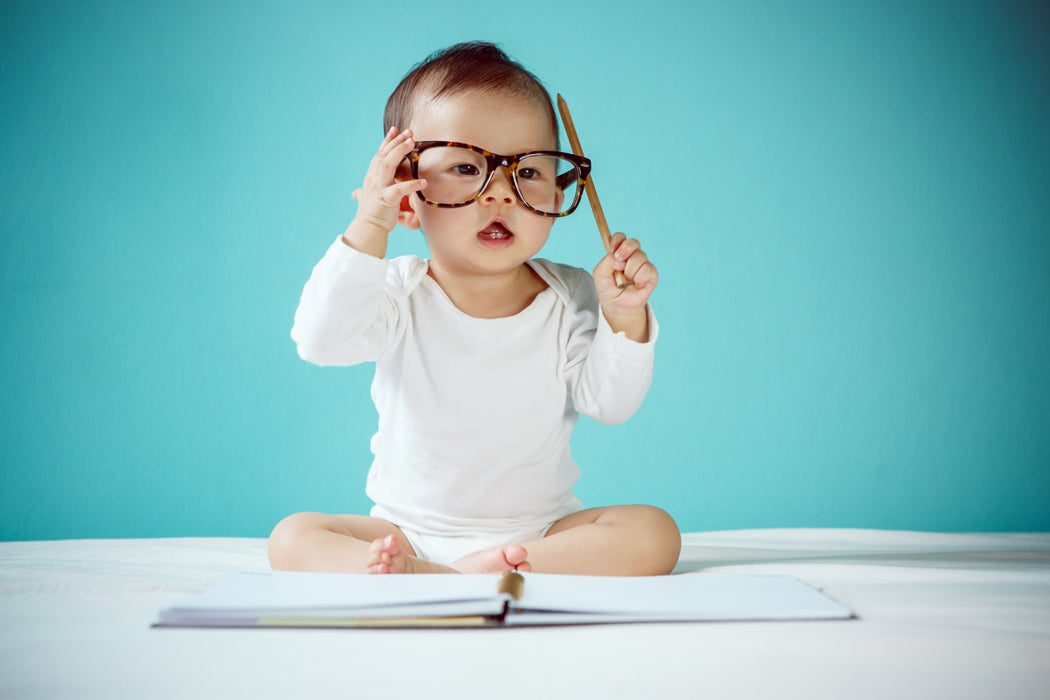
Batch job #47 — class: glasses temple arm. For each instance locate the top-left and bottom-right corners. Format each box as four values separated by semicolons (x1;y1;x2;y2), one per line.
556;170;585;191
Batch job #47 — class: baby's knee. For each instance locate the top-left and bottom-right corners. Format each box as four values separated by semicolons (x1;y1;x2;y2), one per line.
267;512;320;570
634;505;681;575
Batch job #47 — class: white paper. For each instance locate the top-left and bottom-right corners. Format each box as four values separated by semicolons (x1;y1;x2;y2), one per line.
165;571;504;617
511;572;852;621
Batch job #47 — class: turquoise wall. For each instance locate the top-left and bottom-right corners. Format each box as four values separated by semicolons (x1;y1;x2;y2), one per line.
2;0;1048;540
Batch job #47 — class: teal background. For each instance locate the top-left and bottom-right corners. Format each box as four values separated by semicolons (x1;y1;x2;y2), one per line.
2;0;1048;540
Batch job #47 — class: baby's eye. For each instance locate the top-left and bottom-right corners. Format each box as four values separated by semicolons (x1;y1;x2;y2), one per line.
452;163;481;177
518;167;541;180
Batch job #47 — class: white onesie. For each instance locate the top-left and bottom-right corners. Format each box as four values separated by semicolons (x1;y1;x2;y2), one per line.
291;239;658;563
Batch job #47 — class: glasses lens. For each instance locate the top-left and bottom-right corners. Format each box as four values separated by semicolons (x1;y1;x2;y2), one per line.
516;154;580;215
415;146;487;205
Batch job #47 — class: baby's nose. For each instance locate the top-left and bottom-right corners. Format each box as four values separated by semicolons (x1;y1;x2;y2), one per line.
482;167;516;203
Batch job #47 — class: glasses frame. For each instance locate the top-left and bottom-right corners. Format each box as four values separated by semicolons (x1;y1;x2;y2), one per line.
404;141;592;218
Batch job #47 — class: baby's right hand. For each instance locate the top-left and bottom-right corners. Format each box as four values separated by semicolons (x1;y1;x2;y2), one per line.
349;127;426;239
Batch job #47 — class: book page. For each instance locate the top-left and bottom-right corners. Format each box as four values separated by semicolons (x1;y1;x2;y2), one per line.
169;571;504;616
512;572;852;621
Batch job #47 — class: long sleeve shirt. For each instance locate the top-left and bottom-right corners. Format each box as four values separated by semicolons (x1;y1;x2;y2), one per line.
291;239;658;537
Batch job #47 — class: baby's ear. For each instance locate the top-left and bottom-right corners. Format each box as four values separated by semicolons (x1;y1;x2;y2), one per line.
397;194;421;230
393;158;421;230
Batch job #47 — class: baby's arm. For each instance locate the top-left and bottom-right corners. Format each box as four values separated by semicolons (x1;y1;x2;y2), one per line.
562;241;659;425
290;129;425;366
342;127;426;259
591;232;659;343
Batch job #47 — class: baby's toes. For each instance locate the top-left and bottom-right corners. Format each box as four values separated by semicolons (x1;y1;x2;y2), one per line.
366;536;400;574
503;544;529;569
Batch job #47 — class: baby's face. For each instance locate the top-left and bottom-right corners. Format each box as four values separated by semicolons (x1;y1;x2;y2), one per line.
403;89;560;278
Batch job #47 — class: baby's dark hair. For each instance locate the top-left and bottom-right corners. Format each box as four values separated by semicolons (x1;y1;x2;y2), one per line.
384;41;559;147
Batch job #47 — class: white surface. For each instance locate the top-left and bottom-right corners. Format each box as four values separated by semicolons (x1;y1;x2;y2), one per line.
2;530;1048;699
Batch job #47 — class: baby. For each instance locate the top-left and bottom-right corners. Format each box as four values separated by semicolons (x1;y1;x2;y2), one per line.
268;42;680;576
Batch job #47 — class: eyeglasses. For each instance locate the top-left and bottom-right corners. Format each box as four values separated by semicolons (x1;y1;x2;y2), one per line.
404;141;591;218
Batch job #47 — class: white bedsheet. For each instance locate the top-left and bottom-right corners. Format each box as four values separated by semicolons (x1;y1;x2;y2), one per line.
2;529;1048;699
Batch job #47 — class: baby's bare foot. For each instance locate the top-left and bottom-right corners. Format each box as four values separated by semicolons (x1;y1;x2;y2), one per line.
367;535;406;574
450;544;531;574
367;535;458;574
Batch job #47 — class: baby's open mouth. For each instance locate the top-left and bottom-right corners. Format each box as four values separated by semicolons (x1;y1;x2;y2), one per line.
478;221;513;240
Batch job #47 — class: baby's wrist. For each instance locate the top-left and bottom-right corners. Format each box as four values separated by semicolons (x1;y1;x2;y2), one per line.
601;305;649;343
342;217;391;259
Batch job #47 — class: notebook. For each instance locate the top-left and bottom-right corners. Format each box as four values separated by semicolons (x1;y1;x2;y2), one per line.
154;570;854;628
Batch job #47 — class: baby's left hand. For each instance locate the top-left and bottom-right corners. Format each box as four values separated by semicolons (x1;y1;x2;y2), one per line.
593;232;658;342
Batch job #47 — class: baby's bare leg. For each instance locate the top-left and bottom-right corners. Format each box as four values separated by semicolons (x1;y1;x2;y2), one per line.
267;512;455;574
520;505;681;576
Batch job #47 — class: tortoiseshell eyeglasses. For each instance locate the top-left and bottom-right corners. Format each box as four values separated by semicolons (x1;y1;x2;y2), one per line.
404;141;591;218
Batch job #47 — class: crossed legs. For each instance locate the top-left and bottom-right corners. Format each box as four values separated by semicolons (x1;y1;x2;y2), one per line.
267;505;680;576
266;513;528;575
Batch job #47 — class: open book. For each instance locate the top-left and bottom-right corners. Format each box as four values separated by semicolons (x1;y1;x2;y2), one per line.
155;570;854;628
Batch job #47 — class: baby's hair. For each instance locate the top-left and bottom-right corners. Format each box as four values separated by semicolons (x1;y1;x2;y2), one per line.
384;41;559;148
